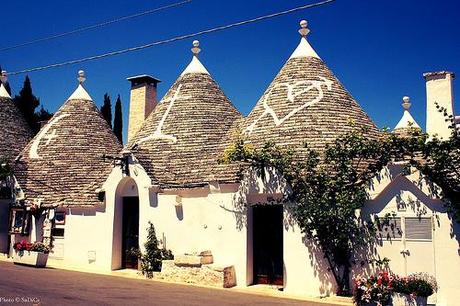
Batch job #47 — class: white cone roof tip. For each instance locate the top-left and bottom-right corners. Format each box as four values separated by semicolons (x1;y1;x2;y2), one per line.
289;37;321;60
181;55;210;76
67;84;93;101
394;110;421;130
394;97;421;130
0;83;11;99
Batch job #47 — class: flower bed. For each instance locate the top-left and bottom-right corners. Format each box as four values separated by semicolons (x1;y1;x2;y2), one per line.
353;272;437;306
13;240;50;268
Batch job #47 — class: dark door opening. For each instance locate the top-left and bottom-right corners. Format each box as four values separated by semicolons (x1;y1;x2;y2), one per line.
122;197;139;269
253;205;283;285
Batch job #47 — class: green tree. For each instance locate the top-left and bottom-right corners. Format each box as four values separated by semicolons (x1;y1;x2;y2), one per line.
403;106;460;221
13;75;53;133
140;222;173;278
14;76;39;129
35;106;53;128
100;93;112;128
113;95;123;143
222;129;402;295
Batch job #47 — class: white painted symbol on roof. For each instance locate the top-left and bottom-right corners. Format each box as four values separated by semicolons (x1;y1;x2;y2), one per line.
43;129;57;145
29;113;70;159
137;84;191;145
245;77;333;135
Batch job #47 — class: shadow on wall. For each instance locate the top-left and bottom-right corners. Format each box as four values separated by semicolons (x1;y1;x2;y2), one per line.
359;167;460;274
228;166;288;231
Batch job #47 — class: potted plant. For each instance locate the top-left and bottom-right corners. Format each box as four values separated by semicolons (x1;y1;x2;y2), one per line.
353;272;437;306
13;240;50;267
391;273;438;306
354;271;393;306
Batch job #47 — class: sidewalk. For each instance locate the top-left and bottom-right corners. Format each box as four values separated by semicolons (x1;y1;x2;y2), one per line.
0;254;353;306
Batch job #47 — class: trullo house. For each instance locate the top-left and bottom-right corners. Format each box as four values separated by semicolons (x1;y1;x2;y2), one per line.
9;71;122;264
0;72;33;254
0;20;458;305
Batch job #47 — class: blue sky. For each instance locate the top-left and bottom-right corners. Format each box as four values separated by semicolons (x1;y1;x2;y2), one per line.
1;0;459;143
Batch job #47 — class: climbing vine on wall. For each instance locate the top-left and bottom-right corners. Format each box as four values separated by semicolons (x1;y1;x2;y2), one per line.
221;119;459;295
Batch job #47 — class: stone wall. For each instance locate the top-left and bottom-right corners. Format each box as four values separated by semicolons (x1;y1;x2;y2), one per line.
155;252;236;288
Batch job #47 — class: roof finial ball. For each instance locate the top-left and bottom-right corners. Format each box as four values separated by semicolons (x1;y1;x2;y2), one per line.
402;96;411;110
298;19;310;37
0;70;7;83
78;70;86;84
191;40;201;56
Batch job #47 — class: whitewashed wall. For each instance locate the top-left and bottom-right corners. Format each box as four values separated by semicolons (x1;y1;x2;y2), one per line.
361;164;460;306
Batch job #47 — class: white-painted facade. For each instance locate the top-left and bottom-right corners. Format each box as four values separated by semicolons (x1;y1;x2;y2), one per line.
1;20;459;306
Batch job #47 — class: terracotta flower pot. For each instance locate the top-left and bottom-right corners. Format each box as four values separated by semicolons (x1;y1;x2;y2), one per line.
13;251;48;268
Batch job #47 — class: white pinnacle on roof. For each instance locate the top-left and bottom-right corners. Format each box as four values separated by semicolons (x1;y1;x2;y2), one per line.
67;70;93;101
181;40;210;76
0;70;11;99
0;83;10;99
394;96;421;130
289;20;320;60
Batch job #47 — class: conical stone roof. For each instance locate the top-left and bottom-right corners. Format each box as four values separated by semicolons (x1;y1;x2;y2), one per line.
129;41;242;187
14;72;122;207
243;21;379;151
394;96;421;136
0;83;33;162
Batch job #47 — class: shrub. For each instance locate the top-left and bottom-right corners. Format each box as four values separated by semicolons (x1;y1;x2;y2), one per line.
393;273;438;297
13;240;50;254
353;271;393;305
140;222;173;278
354;272;438;305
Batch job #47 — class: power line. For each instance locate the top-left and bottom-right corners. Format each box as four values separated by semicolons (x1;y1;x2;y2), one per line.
9;0;336;76
0;0;192;53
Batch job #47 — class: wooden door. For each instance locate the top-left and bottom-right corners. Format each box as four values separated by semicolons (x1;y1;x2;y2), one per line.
122;197;139;269
253;205;283;285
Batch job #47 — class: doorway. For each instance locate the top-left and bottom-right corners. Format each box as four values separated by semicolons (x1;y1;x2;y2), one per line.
253;205;283;285
122;197;139;269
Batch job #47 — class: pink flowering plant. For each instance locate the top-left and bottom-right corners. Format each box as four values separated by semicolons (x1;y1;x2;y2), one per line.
353;272;437;305
13;240;50;255
354;271;393;305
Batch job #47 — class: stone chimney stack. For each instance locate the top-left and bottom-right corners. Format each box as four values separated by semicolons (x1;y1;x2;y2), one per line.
424;71;455;139
127;75;161;142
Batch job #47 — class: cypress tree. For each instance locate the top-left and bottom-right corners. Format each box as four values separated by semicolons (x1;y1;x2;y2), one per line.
113;95;123;143
100;93;112;128
14;76;40;132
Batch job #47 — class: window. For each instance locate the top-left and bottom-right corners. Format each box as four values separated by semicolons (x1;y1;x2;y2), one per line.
55;212;66;225
376;217;403;240
9;208;31;235
405;217;432;241
51;227;65;238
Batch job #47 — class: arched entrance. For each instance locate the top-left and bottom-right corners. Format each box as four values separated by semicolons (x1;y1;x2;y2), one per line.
112;177;139;270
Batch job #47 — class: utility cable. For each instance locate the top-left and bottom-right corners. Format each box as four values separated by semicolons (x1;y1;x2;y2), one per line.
9;0;335;76
0;0;192;52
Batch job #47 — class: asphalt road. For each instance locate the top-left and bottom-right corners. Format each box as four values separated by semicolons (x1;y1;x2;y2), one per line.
0;261;322;306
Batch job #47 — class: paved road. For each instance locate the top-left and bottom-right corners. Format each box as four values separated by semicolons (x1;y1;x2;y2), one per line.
0;261;326;306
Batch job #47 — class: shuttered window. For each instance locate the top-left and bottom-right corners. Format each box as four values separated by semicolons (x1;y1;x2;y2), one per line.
405;217;432;241
378;217;403;240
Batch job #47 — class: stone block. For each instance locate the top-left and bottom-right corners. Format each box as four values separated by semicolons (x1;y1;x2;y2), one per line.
174;255;202;267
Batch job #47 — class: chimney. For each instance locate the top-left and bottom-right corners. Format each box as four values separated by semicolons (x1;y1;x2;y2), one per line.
424;71;455;139
127;75;161;142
